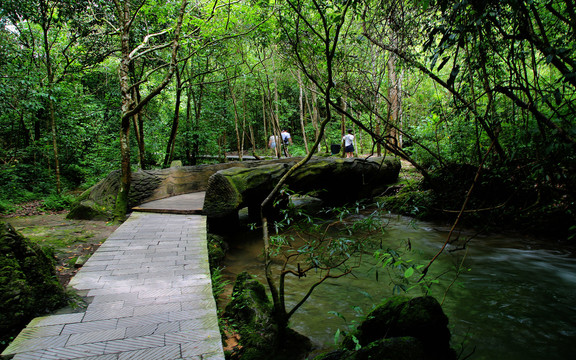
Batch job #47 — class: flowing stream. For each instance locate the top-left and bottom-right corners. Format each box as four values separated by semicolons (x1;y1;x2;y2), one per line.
221;213;576;359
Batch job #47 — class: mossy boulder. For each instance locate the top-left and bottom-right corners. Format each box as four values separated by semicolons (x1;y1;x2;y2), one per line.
0;221;68;348
337;296;456;360
224;272;278;358
288;157;401;204
67;170;121;220
203;164;288;227
223;272;311;360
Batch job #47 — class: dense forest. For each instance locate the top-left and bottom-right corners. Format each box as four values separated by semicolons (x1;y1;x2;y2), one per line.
1;0;575;237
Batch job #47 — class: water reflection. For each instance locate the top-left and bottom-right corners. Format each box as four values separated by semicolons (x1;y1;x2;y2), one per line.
221;213;576;359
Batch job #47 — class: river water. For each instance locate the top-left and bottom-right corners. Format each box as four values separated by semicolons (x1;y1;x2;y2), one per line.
221;212;576;359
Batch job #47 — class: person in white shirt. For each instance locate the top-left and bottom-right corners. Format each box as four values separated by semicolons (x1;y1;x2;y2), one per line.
342;129;355;158
268;134;280;156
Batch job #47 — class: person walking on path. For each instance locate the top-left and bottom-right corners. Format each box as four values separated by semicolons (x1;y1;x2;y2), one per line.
269;134;280;157
342;129;355;158
281;129;293;157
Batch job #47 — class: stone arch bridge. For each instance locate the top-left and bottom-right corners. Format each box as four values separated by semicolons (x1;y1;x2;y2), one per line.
68;157;401;231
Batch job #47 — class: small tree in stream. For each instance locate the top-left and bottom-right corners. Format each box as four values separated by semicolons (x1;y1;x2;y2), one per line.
263;195;389;338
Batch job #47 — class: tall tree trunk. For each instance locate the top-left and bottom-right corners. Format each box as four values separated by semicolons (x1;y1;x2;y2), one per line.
185;83;194;165
387;47;401;150
266;62;282;158
164;66;182;167
48;96;61;193
227;74;243;161
135;94;146;168
112;0;188;221
241;82;247;156
41;10;61;194
305;83;321;152
261;90;268;145
189;69;206;166
132;90;146;169
272;51;283;152
340;93;347;157
370;43;384;157
128;59;146;169
296;70;309;153
113;0;134;222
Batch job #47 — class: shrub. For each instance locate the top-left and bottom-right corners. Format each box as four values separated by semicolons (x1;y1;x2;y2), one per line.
42;194;75;211
0;200;15;215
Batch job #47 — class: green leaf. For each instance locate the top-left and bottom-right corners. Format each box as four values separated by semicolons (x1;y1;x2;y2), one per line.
352;335;361;350
404;267;414;278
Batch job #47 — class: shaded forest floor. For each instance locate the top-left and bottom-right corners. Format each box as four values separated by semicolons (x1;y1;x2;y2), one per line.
1;205;119;287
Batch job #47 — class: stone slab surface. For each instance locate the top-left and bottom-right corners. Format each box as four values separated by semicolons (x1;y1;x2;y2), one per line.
2;212;224;360
132;192;205;215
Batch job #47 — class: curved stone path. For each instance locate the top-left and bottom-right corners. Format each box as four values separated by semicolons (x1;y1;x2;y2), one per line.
2;194;225;360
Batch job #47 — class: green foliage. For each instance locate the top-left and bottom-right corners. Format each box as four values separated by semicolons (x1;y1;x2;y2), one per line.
329;301;369;350
210;266;230;305
271;199;378;270
41;194;75;212
0;163;53;203
406;112;479;169
0;0;573;239
0;200;16;215
377;181;434;218
288;145;307;157
373;246;433;295
208;233;227;268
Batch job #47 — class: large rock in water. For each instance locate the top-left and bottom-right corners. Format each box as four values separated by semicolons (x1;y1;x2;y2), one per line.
0;222;68;346
316;296;456;360
352;296;455;359
203;157;401;228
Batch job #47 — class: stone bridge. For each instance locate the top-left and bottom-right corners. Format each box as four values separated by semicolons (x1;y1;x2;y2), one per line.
67;158;299;220
68;157;401;230
202;157;401;230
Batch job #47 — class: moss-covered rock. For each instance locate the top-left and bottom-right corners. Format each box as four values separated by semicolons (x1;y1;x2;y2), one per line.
0;221;68;348
67;170;121;220
204;164;286;220
223;272;312;360
224;272;278;358
342;296;456;360
66;199;110;220
355;337;427;360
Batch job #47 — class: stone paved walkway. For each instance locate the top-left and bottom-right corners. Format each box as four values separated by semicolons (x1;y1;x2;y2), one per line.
132;193;205;215
2;210;225;360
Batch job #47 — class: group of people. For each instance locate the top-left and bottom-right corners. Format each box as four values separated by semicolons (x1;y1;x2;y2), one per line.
268;128;356;158
268;129;293;157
